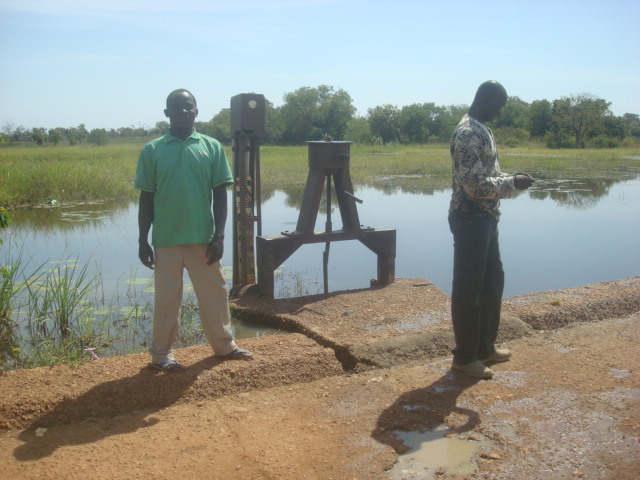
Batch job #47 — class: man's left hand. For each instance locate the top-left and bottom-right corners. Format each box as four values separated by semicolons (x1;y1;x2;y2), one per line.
206;235;224;265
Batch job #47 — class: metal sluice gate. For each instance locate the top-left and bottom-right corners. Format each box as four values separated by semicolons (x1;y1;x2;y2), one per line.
231;94;396;299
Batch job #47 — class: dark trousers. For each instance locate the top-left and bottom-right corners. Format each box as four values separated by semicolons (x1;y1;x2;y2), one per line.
448;210;504;365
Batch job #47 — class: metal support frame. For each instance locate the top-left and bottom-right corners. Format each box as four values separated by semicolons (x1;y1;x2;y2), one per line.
256;141;396;299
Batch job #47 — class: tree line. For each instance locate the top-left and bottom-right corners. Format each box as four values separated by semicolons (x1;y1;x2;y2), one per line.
2;85;639;148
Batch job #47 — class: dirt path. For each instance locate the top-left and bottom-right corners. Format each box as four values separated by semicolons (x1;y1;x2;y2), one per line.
0;283;638;479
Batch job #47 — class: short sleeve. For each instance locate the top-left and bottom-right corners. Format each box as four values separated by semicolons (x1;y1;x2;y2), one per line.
134;144;156;192
209;139;233;189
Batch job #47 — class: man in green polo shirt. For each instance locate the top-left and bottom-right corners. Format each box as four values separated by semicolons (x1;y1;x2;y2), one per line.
135;89;253;372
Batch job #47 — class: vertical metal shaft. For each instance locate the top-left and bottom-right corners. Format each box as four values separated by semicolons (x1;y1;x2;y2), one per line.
323;173;332;294
255;137;262;237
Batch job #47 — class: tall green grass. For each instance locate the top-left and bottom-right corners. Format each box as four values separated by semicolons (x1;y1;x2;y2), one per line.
0;250;151;369
2;142;638;207
0;145;141;206
0;250;257;370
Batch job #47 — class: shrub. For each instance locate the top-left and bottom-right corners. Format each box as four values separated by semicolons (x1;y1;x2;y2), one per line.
545;131;573;148
589;135;619;149
88;128;109;146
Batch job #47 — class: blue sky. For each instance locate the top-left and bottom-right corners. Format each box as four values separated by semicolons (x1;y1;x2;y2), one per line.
1;0;639;131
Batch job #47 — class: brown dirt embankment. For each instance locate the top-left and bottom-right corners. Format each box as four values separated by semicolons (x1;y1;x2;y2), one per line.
1;276;638;434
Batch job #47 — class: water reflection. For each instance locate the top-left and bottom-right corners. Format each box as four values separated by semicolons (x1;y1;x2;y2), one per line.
3;172;639;354
528;177;621;209
10;201;131;232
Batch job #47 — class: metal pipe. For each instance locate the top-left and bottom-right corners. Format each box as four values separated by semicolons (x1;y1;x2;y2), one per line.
255;137;262;236
323;174;332;294
343;190;363;203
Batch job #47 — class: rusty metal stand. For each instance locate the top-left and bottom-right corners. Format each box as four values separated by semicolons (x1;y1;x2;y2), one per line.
256;141;396;299
230;94;265;293
232;135;260;288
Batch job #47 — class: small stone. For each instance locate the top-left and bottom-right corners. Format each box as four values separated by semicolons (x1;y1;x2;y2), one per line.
35;428;47;437
480;452;501;460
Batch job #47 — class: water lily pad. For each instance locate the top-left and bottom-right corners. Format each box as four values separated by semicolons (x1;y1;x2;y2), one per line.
120;305;141;315
90;307;114;315
124;278;152;285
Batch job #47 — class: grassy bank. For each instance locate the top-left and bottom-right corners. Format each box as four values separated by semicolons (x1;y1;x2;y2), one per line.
0;144;144;207
1;142;638;207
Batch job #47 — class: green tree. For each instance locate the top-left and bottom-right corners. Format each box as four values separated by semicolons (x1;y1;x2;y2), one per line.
155;121;170;135
117;126;134;137
87;128;109;146
529;100;552;138
31;128;47;145
7;125;29;143
368;105;401;144
344;116;371;143
622;113;640;139
550;94;611;148
48;128;64;145
77;124;88;143
602;116;626;140
199;109;231;144
398;104;431;143
279;85;355;144
436;105;468;142
493;96;530;130
264;99;285;145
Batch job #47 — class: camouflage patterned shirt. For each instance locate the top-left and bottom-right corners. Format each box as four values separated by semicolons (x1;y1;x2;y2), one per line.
449;113;514;220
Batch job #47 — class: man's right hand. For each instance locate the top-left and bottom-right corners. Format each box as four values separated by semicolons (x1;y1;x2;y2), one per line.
139;241;155;269
514;173;534;190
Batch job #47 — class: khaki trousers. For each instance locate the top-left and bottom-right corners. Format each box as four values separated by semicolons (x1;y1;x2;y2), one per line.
150;244;237;363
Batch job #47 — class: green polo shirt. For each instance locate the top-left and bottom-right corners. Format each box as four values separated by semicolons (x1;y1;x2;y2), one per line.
134;131;233;247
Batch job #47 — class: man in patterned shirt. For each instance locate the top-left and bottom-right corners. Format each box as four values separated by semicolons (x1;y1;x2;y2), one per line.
448;81;534;379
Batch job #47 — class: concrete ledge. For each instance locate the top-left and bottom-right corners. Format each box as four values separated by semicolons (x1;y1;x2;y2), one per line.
232;277;640;370
233;278;453;370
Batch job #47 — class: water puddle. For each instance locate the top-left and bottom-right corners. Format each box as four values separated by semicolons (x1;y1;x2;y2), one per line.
608;368;631;378
554;344;571;353
387;426;489;479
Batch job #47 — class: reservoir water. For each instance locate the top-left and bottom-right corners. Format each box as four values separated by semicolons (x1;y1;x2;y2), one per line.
2;173;639;352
